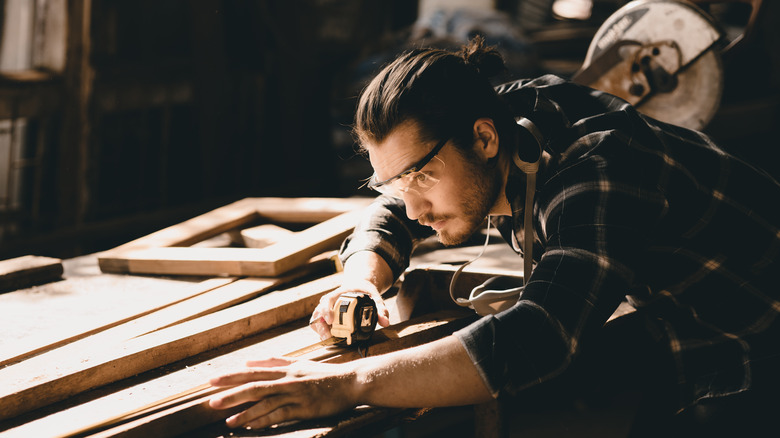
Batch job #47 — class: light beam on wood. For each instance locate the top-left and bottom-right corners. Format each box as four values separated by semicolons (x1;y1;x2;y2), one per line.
0;273;344;422
65;310;477;438
0;277;236;368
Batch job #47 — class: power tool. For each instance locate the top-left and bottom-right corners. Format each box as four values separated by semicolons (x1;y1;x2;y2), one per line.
572;0;729;130
330;292;378;346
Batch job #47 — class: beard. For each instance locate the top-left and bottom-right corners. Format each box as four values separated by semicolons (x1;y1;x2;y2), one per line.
427;158;502;246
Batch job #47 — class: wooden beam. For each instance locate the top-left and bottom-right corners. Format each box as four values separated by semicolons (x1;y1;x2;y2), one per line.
0;255;63;293
0;273;344;421
99;209;366;277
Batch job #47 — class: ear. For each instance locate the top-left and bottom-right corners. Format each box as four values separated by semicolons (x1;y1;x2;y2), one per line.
472;118;499;161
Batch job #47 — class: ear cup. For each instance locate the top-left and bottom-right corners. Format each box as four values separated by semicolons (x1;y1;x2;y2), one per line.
513;117;543;172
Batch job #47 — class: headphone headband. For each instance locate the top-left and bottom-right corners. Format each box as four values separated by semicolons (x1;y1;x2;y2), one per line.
513;117;543;173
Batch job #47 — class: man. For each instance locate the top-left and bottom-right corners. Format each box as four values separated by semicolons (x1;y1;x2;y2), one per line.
209;38;780;436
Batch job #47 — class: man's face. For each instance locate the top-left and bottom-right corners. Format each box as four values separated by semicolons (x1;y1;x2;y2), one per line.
367;121;501;246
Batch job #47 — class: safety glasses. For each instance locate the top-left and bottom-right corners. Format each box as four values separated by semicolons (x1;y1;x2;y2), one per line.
367;138;448;198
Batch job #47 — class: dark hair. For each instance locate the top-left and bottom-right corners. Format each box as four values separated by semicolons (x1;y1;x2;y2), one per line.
353;36;515;156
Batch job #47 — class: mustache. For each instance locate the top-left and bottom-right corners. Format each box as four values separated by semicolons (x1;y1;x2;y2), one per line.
418;214;446;226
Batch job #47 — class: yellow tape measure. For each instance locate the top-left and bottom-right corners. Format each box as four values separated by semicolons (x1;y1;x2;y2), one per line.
330;292;378;346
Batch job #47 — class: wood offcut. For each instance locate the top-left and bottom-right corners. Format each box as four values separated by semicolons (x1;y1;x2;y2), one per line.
0;255;63;293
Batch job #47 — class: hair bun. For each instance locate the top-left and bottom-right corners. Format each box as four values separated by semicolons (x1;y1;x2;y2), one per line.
459;35;506;78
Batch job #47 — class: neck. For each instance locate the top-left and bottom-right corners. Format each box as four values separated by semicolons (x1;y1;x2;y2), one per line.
489;150;551;217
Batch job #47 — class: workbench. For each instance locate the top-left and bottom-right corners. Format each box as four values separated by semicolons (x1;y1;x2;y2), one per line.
0;200;636;438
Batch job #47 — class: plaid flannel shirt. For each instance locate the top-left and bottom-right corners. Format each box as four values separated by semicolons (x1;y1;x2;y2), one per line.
340;75;780;410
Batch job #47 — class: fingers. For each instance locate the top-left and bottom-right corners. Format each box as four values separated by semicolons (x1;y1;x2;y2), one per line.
310;316;332;341
210;381;276;410
210;385;298;429
208;360;357;431
374;298;391;327
245;357;293;368
210;368;286;388
228;399;297;430
315;290;342;325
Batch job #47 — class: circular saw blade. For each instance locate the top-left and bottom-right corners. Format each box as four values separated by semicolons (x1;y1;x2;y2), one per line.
634;48;723;131
575;0;726;131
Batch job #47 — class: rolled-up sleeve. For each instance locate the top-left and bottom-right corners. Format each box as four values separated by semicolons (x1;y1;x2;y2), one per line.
455;300;573;397
339;195;435;280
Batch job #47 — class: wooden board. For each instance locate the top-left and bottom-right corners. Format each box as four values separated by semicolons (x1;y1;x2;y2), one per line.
0;277;236;368
0;255;63;293
0;273;344;422
98;198;373;277
0;252;335;369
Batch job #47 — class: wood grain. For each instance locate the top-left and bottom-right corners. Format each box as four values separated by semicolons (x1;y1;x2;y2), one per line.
0;273;344;421
0;277;236;368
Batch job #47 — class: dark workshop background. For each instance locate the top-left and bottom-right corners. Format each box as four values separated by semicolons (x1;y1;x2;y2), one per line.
1;0;778;260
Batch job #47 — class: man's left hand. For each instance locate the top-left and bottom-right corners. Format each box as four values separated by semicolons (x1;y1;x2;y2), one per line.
208;357;358;430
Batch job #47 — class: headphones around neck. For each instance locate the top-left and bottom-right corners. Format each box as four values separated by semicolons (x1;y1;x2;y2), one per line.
450;116;545;316
513;116;544;172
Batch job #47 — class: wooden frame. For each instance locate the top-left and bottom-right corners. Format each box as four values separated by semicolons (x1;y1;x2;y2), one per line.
98;197;374;277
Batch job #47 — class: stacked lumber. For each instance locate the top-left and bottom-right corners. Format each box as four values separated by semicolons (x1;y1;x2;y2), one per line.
0;197;496;437
0;268;482;437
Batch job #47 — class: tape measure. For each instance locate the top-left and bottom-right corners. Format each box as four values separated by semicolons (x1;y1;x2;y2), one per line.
330;292;378;346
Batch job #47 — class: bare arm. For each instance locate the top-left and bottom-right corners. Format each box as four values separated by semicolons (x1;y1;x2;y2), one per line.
354;335;493;407
209;335;493;429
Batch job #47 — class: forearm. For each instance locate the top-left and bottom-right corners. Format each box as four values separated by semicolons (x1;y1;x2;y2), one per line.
208;327;492;429
352;335;493;407
339;250;395;296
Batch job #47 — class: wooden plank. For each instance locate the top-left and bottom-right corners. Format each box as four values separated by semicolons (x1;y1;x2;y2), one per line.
99;209;365;277
74;310;477;438
0;273;344;422
0;277;236;368
0;255;63;293
0;321;316;438
2;252;331;368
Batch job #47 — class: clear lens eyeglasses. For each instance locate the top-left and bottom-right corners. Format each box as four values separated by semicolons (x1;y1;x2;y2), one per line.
368;156;445;198
367;138;448;199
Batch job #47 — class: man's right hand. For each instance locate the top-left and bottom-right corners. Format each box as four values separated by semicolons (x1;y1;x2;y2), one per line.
310;251;394;340
309;282;391;340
